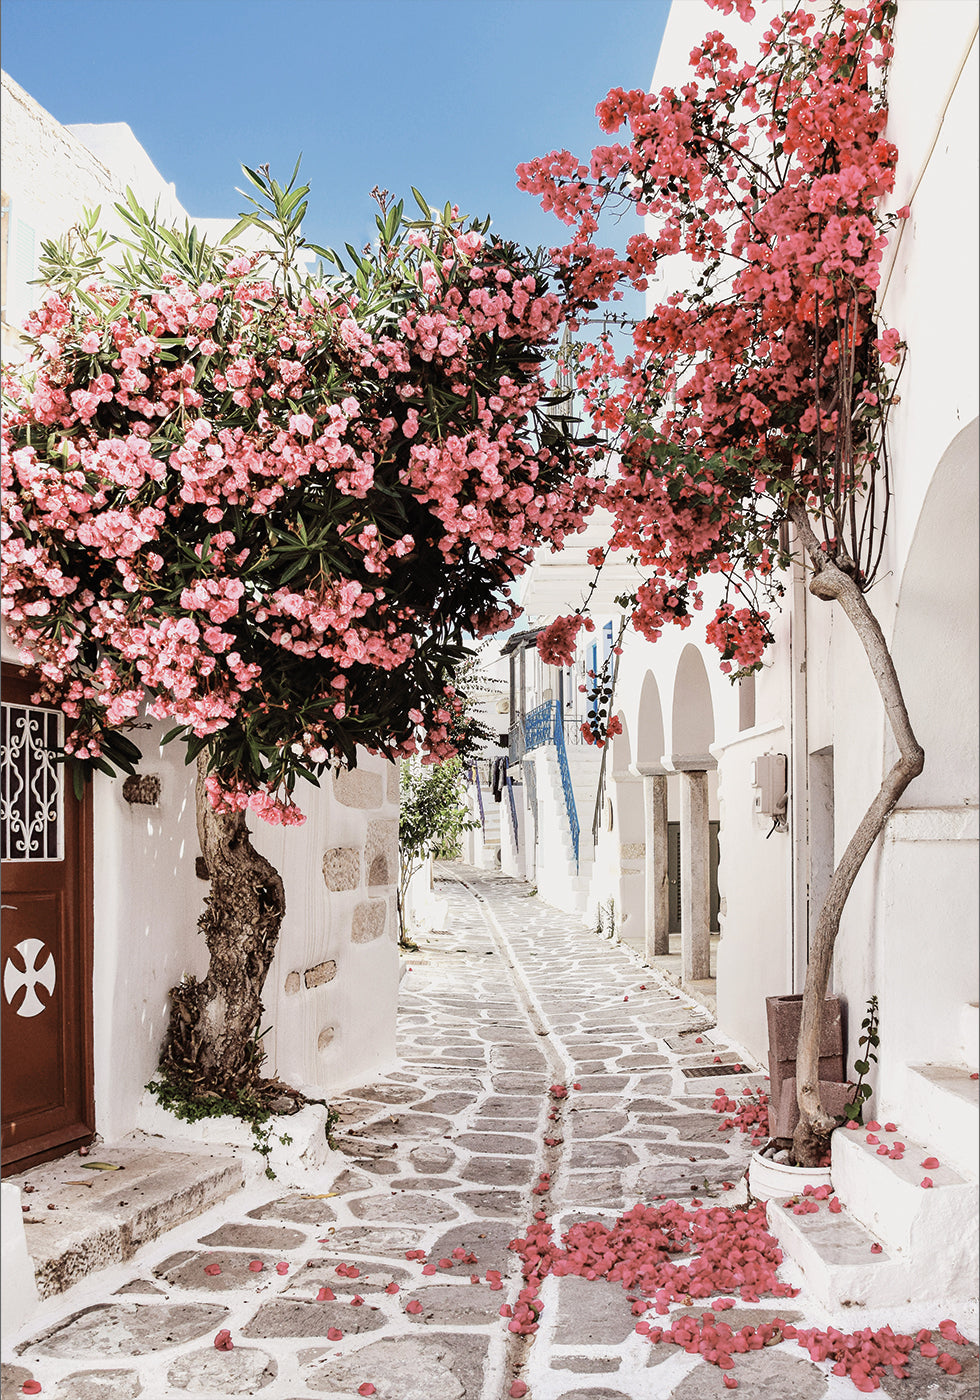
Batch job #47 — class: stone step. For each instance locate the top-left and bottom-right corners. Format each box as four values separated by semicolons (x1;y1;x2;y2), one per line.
902;1060;979;1178
765;1195;913;1310
766;1122;979;1311
832;1121;978;1266
3;1136;244;1305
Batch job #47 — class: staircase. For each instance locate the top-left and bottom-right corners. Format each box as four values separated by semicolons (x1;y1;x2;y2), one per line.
766;1121;978;1310
766;1001;979;1310
529;741;603;917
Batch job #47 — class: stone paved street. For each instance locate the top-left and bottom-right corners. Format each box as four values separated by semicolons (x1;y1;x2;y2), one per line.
2;865;977;1400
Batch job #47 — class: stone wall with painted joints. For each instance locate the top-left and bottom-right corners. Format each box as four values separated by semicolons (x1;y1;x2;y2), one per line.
257;752;400;1100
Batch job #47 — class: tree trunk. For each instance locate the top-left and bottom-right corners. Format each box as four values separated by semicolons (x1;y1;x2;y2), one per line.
787;499;924;1165
160;755;286;1100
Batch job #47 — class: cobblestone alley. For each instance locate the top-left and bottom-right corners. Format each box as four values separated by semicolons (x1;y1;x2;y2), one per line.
2;865;977;1400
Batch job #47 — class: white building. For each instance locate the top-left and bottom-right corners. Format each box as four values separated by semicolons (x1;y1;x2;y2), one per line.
496;0;978;1307
1;73;401;1182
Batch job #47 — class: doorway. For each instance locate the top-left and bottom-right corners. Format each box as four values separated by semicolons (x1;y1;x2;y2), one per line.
1;664;95;1174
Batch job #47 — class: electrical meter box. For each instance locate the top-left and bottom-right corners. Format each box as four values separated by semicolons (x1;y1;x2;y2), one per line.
752;753;787;817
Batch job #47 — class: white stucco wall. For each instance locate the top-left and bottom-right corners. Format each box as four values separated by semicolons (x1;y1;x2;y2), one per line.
89;726;401;1140
90;724;210;1141
828;2;979;1107
259;756;400;1098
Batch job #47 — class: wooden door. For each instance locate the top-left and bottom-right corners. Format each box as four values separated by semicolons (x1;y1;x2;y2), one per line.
1;665;94;1174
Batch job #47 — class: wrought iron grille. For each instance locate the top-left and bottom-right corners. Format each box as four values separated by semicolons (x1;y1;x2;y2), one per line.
1;702;64;861
523;702;555;752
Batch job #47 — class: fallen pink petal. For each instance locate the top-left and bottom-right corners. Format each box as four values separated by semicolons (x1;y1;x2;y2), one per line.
213;1329;233;1351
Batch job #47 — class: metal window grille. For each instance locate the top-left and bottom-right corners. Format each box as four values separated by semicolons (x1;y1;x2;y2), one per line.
1;703;64;861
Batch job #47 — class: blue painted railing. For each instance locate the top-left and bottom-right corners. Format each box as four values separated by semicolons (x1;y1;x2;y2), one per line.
523;701;580;870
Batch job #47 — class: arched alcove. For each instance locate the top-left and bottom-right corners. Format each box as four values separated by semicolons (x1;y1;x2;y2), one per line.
636;671;666;771
671;645;715;761
611;710;633;776
891;416;979;808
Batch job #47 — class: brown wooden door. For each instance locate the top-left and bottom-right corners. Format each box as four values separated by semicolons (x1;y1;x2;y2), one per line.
2;665;94;1174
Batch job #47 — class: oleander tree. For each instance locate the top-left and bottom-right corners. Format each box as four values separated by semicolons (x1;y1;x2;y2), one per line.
0;169;600;1103
519;0;921;1164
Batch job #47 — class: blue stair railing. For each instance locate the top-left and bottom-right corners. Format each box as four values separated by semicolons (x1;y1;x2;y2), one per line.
524;701;580;871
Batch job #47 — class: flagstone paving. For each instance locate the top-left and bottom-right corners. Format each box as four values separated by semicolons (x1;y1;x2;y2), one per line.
2;864;977;1399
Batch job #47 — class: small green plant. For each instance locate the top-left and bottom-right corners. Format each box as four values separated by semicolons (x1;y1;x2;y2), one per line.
843;995;879;1123
399;755;479;944
146;1070;293;1178
325;1105;342;1150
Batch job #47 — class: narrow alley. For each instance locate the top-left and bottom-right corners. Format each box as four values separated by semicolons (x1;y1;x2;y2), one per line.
2;867;976;1400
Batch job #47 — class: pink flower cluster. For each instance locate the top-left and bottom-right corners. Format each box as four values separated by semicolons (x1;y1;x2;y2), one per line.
520;0;903;682
2;206;597;814
536;614;594;667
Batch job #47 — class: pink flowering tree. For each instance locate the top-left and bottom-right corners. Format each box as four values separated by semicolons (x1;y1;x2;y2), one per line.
519;0;922;1164
1;170;598;1103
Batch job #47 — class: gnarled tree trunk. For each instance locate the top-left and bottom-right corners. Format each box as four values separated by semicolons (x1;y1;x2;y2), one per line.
788;499;924;1166
160;755;286;1100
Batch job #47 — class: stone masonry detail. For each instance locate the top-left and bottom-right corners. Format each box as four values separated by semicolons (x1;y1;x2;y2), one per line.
322;847;361;891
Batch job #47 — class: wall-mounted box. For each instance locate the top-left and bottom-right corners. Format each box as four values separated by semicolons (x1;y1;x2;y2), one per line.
752;753;787;818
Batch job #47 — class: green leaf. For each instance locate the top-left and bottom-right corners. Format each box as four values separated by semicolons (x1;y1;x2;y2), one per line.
222;214;257;244
241;164;271;195
411;187;431;218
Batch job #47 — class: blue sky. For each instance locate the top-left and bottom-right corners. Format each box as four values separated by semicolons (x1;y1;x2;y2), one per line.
2;0;671;284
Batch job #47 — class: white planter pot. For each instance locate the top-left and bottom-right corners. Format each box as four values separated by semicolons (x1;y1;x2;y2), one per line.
748;1149;832;1202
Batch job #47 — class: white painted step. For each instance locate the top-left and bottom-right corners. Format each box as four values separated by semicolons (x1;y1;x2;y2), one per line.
899;1060;979;1178
767;1123;978;1310
766;1197;913;1310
